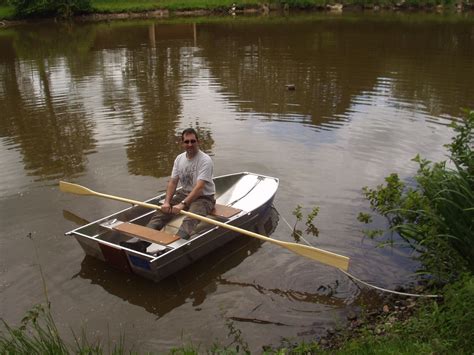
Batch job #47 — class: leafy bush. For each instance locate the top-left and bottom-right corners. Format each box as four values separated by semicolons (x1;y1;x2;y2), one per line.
8;0;92;18
360;109;474;283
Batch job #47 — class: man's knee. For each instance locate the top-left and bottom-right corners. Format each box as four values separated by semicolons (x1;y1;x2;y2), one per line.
147;221;164;230
178;217;200;240
176;229;190;240
146;213;166;230
189;199;214;216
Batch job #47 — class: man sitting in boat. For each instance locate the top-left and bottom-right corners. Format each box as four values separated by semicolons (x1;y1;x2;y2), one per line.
145;127;216;240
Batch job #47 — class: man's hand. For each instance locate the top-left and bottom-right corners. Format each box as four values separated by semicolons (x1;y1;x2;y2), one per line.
161;201;172;214
172;203;185;214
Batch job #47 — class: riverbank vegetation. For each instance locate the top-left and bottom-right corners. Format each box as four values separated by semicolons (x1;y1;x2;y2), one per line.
323;108;474;353
258;109;473;353
0;0;472;20
1;110;472;353
359;109;473;282
1;277;473;354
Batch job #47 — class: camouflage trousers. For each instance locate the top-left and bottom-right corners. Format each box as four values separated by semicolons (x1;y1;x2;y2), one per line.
146;190;215;240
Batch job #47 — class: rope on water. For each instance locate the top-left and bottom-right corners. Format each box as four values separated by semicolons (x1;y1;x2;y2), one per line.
337;268;441;298
275;208;442;299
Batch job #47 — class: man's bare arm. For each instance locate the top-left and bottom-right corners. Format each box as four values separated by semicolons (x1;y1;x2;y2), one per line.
162;177;179;213
182;180;206;205
171;179;206;214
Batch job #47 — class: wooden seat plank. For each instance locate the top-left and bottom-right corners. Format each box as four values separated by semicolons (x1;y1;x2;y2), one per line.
114;223;180;245
211;204;241;218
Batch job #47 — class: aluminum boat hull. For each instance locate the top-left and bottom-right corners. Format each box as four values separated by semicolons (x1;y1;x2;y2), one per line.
65;172;279;282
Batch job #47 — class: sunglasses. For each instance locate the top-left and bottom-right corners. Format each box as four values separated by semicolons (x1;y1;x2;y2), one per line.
183;139;197;144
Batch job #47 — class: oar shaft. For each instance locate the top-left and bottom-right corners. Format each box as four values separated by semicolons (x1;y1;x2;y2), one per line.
182;210;347;263
96;191;270;241
94;191;270;241
95;191;159;211
115;195;348;269
60;181;350;270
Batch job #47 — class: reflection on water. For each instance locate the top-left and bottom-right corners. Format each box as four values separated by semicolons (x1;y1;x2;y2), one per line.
73;207;279;318
1;14;473;351
74;238;261;318
71;206;358;331
1;15;472;186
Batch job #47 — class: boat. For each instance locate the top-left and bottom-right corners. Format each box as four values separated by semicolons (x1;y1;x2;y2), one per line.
65;172;279;282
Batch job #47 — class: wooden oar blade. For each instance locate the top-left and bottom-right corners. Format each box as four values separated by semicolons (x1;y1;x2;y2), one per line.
284;243;350;271
59;181;95;196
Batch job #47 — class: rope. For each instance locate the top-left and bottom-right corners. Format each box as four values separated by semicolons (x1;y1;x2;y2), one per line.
337;268;441;298
275;208;442;299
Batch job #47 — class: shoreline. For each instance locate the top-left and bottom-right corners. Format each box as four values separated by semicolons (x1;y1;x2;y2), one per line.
317;284;435;350
1;3;473;27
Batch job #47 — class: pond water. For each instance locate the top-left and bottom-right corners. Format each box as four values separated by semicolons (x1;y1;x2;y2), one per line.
0;13;473;352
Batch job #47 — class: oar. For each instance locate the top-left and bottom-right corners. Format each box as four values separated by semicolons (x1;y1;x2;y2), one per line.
62;209;90;226
59;181;350;271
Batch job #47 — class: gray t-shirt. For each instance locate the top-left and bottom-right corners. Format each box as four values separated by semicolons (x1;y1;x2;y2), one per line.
171;150;216;196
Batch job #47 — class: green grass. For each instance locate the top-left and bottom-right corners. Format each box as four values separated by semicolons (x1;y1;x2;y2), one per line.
2;0;472;20
88;0;474;12
0;5;15;19
91;0;261;12
332;274;474;354
2;275;473;354
0;304;127;354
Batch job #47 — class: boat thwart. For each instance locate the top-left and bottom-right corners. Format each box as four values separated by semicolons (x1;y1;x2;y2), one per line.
63;172;279;282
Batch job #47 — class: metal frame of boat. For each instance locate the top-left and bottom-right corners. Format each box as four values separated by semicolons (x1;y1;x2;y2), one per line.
65;172;279;282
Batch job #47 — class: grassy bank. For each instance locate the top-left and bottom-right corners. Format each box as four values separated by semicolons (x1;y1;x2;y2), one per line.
0;6;14;19
326;274;474;354
2;275;473;353
0;0;473;21
89;0;472;14
92;0;260;12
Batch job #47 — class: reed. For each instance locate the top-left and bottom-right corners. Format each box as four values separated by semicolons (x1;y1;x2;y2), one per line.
0;304;128;354
0;235;127;354
0;304;68;354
